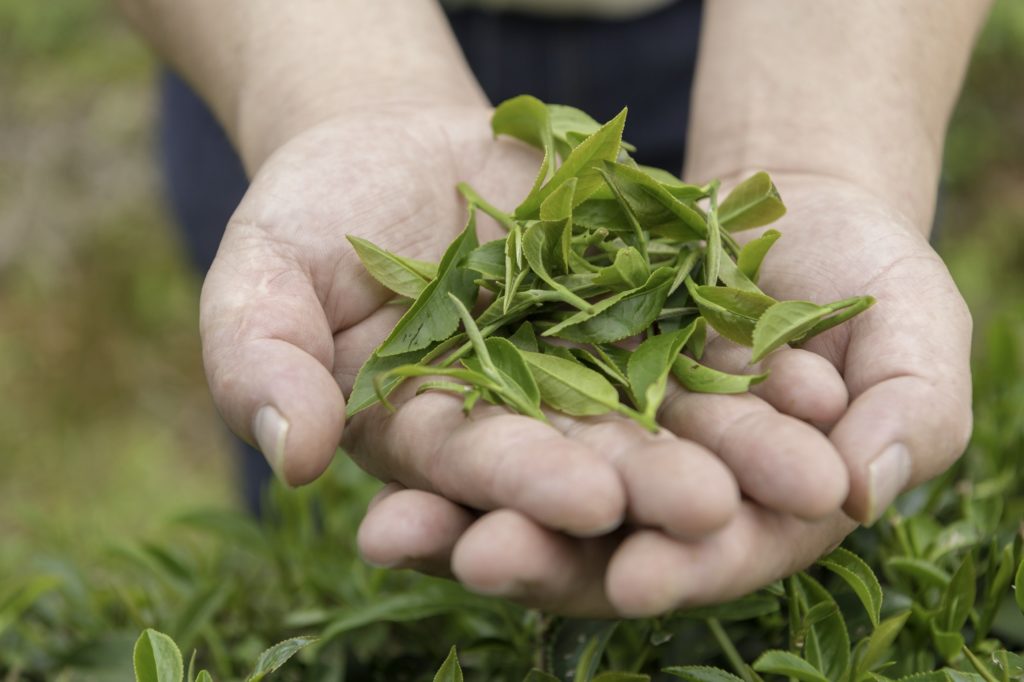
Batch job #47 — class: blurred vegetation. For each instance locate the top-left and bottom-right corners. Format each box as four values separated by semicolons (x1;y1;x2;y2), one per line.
0;0;1022;679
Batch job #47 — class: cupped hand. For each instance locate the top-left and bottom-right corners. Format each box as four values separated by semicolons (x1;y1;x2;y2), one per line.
356;174;973;617
203;108;838;551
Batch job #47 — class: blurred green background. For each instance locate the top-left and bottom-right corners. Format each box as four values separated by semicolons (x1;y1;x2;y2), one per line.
0;0;1021;578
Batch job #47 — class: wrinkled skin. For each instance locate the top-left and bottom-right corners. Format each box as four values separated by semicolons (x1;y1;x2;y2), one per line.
200;107;972;617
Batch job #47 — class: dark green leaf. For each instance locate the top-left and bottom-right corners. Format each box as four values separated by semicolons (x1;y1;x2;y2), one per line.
523;671;561;682
818;546;884;626
376;211;479;356
662;666;745;681
133;629;183;682
718;171;786;231
432;646;464;682
797;573;851;682
548;620;619;682
940;553;976;632
508;321;539;352
517;108;627;219
737;229;781;282
347;235;437;299
247;637;317;681
672;356;768;394
545;267;674;343
687;282;776;346
1015;558;1024;615
674;593;781;621
752;650;828;682
929;623;965;663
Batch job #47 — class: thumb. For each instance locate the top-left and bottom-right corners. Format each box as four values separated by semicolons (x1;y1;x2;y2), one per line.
200;228;345;486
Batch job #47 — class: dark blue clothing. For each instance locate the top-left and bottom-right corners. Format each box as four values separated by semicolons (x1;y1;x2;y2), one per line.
158;1;703;512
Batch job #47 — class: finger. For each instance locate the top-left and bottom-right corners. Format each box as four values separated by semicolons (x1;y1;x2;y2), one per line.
357;484;475;577
451;509;615;616
659;389;849;519
606;504;856;617
555;416;740;539
344;393;626;537
826;271;972;524
201;225;344;487
699;337;848;426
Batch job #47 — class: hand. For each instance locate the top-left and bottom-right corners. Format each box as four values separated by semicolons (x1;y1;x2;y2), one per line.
356;174;972;616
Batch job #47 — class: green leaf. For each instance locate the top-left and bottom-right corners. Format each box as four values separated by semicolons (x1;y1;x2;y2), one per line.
508;321;539;352
662;666;745;681
628;324;698;418
752;650;828;682
687;282;777;346
194;673;213;682
570;347;629;386
464;239;506;280
886;556;952;589
797;573;851;682
133;629;184;682
856;611;911;677
940;553;976;632
522;220;592;310
432;646;464;682
544;267;674;343
704;182;722;286
592;674;650;682
246;636;317;681
718;171;786;231
737;229;781;282
482;336;544;418
818;546;884;626
790;295;876;349
540;177;578;271
492;95;556;195
593;247;650;290
521;350;625;419
548;620;619;682
751;296;875;362
671;356;768;394
376;210;479;356
675;593;781;621
347;346;432;417
347;235;437;299
929;623;966;663
517;108;627;219
600;161;707;240
574;628;618;682
1015;558;1024;615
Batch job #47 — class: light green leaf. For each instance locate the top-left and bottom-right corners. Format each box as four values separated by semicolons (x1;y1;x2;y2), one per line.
347;346;431;417
856;611;911;677
246;636;317;681
671;356;768;394
517;108;627;219
508;321;539;352
885;557;952;589
687;281;776;346
751;296;875;362
432;646;464;682
347;235;437;299
521;350;625;419
818;546;884;626
628;324;698;418
570;347;629;386
133;629;184;682
593;247;650;290
929;623;965;663
464;239;506;280
718;171;786;231
483;336;543;417
737;229;781;282
662;666;745;681
544;267;674;343
539;177;578;271
522;220;592;310
376;210;479;356
492;95;556;195
704;182;722;286
752;650;828;682
600;161;706;242
194;672;213;682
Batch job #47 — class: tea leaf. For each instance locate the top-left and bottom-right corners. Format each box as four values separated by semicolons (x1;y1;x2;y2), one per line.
628;323;699;418
570;347;629;386
1014;558;1024;615
432;646;464;682
347;347;431;418
671;357;768;394
704;182;722;286
508;321;539;352
939;553;976;632
592;673;651;682
133;629;183;682
663;665;745;681
752;650;828;682
737;229;781;282
522;220;592;310
194;673;213;682
790;295;876;348
520;350;623;418
247;636;317;681
687;281;777;346
593;246;650;290
797;573;851;682
856;611;911;678
492;95;555;195
752;296;875;361
600;161;706;241
718;171;786;231
464;239;506;280
886;556;952;589
516;108;627;219
539;177;578;270
347;235;437;299
376;210;479;356
545;267;674;343
818;546;884;626
929;624;965;663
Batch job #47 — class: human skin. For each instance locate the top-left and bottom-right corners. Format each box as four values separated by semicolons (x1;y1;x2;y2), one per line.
117;0;988;616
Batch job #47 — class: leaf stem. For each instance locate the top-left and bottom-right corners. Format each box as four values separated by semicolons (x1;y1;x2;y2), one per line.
706;618;754;682
962;646;1000;682
457;182;517;232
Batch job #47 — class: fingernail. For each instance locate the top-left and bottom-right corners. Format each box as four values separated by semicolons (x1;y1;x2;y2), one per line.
865;443;911;525
253;405;290;485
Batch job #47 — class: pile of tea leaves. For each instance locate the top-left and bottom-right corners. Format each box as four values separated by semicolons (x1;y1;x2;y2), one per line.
346;95;874;430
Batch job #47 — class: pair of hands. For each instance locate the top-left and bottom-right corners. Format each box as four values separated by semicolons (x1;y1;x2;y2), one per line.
199;106;973;617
